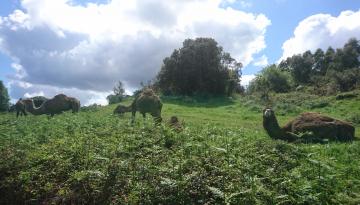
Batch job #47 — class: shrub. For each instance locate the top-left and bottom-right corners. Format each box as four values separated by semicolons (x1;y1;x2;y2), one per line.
328;68;360;92
248;65;292;94
106;94;123;104
262;65;292;93
336;92;358;100
305;100;330;109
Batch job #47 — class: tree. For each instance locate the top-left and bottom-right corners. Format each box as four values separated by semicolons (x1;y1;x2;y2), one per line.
279;51;313;84
248;65;292;93
287;53;313;84
113;81;125;96
247;75;270;102
329;48;346;71
227;67;241;96
299;50;314;83
278;58;291;72
0;81;10;112
107;81;125;104
156;38;242;96
263;65;292;93
313;48;326;75
324;47;336;72
328;68;360;92
329;39;360;71
342;38;360;69
277;38;360;93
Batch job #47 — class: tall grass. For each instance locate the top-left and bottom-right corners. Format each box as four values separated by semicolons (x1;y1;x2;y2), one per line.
0;92;359;204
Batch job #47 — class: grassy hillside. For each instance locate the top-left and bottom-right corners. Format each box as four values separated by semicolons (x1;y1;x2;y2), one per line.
0;91;360;204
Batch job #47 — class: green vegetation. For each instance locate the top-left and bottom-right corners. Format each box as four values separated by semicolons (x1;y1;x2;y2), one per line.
248;64;293;94
156;38;242;96
1;37;359;204
250;38;360;95
0;80;10;112
1;90;360;204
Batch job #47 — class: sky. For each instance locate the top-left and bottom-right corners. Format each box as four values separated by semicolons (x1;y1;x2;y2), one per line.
0;0;360;105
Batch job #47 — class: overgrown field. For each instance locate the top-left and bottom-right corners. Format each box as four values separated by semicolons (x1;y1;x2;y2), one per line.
1;91;360;204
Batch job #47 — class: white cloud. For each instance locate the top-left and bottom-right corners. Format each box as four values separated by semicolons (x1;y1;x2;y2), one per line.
11;63;27;79
241;74;255;86
24;91;45;98
281;9;360;60
240;1;252;8
222;0;252;8
9;80;110;106
0;0;270;104
252;54;268;67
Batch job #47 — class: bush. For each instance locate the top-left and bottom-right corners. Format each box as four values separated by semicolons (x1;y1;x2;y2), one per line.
106;94;123;104
336;92;358;100
263;65;292;93
247;75;269;94
234;84;245;95
328;68;360;92
305;100;330;109
248;65;292;94
243;100;262;112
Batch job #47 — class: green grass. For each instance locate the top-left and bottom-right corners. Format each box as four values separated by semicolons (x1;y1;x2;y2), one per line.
0;91;360;204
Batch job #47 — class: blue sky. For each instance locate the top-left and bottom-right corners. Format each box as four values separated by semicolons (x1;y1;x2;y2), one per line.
233;0;360;74
0;0;359;104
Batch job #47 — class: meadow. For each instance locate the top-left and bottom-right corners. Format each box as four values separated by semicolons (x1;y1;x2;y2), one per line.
0;90;360;204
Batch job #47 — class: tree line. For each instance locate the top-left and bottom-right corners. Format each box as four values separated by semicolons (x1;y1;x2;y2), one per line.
249;38;360;95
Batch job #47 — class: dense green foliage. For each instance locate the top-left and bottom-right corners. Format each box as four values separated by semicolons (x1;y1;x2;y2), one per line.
0;80;10;112
1;89;359;204
156;38;242;96
250;38;360;95
280;38;360;85
327;68;360;92
248;64;292;94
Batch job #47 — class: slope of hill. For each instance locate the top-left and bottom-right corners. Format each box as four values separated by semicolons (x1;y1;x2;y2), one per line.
0;91;359;204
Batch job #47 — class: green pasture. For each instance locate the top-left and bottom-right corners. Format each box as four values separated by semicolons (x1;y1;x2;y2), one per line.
0;91;359;204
